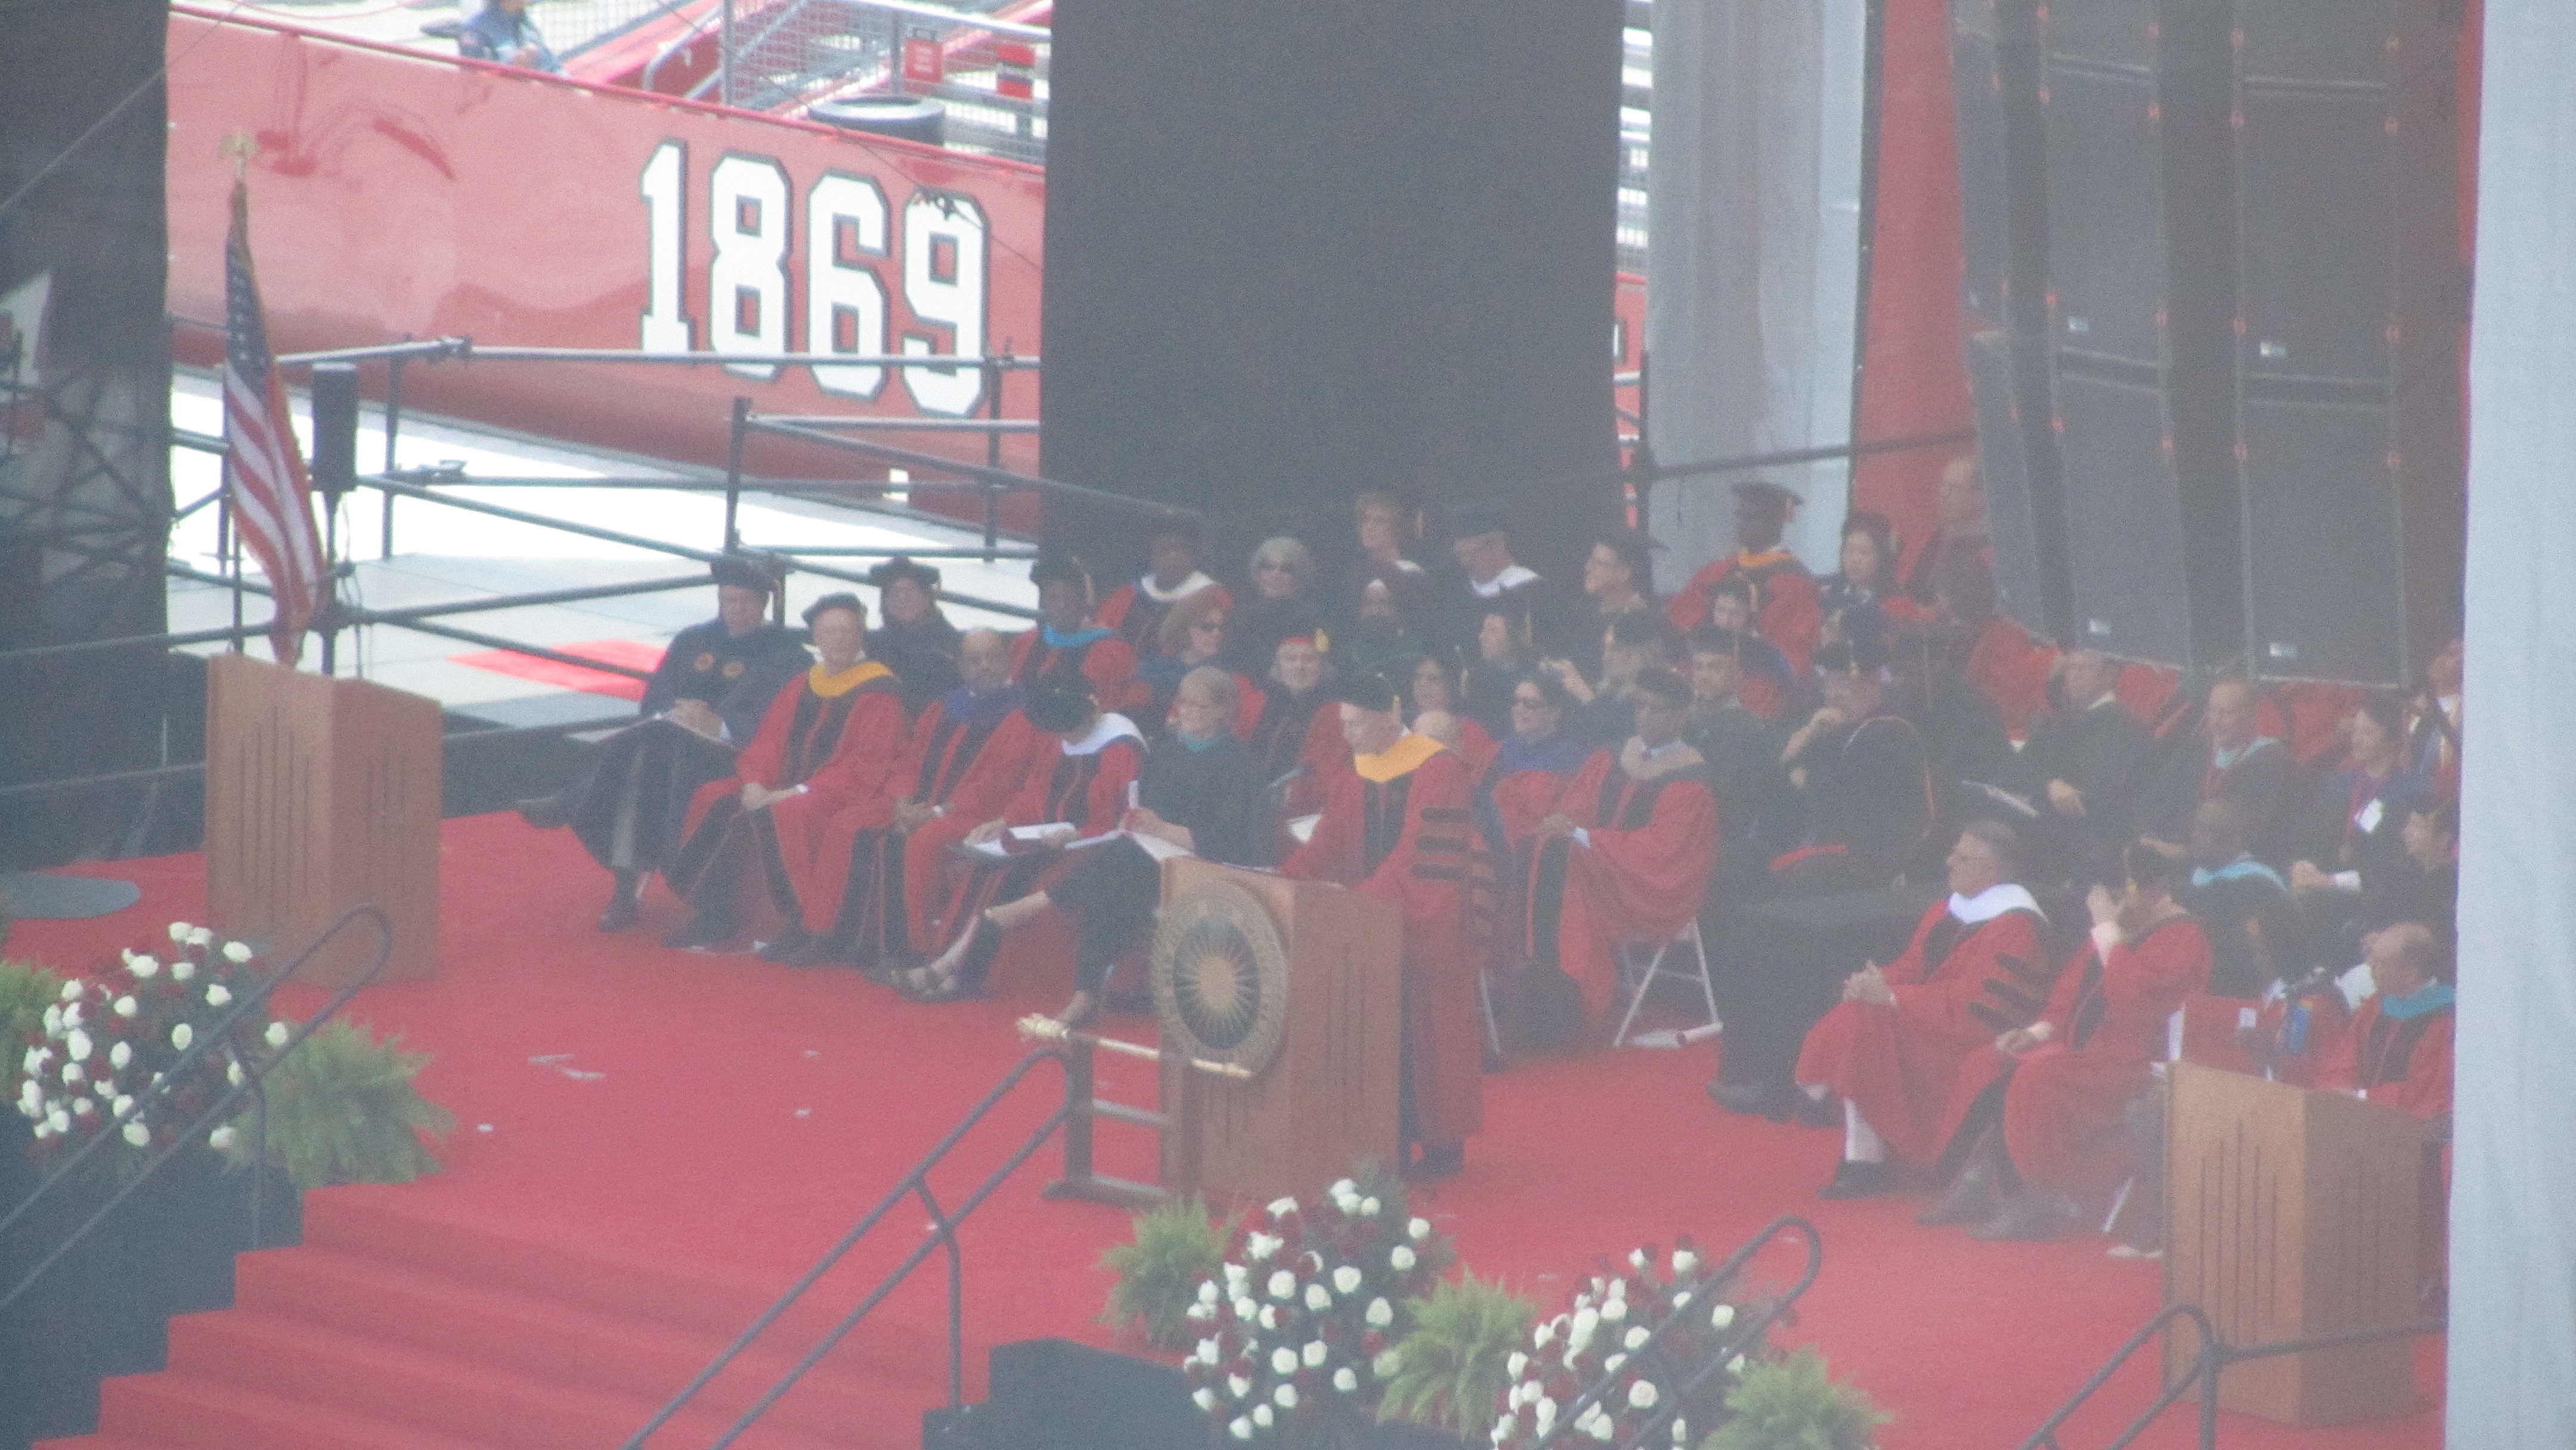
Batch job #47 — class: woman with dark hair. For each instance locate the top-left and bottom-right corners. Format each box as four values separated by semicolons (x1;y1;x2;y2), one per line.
2289;692;2433;965
1407;651;1495;779
1137;588;1265;739
1461;597;1541;736
896;674;1144;1002
1012;554;1143;709
1478;671;1590;858
1227;535;1327;677
866;556;963;718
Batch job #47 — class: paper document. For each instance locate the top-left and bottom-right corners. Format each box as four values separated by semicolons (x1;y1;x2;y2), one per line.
1963;780;2039;819
1286;813;1322;845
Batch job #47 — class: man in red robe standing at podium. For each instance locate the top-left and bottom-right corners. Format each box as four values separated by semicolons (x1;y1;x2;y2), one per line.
1793;820;2050;1198
1519;668;1719;1040
1281;674;1481;1178
1663;481;1823;676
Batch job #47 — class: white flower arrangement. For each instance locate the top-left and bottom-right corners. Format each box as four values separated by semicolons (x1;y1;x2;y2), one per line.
1493;1240;1759;1449
1181;1167;1456;1445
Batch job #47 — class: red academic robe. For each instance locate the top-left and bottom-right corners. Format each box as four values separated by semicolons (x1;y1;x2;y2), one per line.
1280;738;1481;1147
1948;915;2212;1201
668;664;906;930
1522;743;1719;1025
1794;897;2051;1169
1965;617;2058;737
1287;702;1351;816
1664;550;1824;676
1097;576;1231;656
888;703;1055;956
1010;627;1144;711
932;718;1145;947
2324;995;2455;1121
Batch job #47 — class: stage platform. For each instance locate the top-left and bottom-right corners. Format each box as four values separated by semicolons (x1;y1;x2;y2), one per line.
5;815;2444;1450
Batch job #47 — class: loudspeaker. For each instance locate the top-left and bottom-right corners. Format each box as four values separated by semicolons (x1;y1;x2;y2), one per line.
1962;329;2064;639
309;361;359;502
1039;0;1623;589
2231;0;2464;684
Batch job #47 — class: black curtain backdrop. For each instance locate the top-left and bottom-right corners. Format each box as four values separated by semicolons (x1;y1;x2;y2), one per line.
1040;0;1623;594
0;0;176;867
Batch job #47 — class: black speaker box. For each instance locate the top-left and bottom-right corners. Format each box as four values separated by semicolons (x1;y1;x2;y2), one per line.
309;361;360;502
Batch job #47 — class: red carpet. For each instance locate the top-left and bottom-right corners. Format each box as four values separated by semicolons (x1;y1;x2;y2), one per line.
450;639;665;699
8;816;2444;1450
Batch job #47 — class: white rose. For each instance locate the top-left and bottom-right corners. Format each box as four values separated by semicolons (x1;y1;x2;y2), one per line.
188;927;213;947
1497;1411;1519;1443
29;1122;49;1141
1709;1304;1735;1331
265;1021;291;1048
63;1003;83;1028
1274;1384;1298;1409
206;984;233;1008
1601;1298;1626;1322
1603;1353;1626;1375
1629;1248;1649;1269
1606;1277;1627;1299
1252;1404;1274;1430
1534;1397;1557;1432
1671;1250;1698;1275
1571;1307;1599;1340
1247;1232;1281;1262
1627;1380;1659;1410
122;1121;150;1147
1188;1303;1215;1324
222;941;255;964
1373;1349;1401;1379
111;1095;134;1118
1668;1418;1688;1446
113;996;137;1019
1196;1337;1221;1364
1268;1269;1296;1300
1365;1297;1394;1328
47;1107;70;1134
1303;1282;1331;1312
66;1030;91;1063
1506;1352;1529;1378
1589;1414;1616;1441
1671;1290;1692;1309
1725;1354;1745;1375
1194;1387;1218;1412
171;960;196;983
17;1082;38;1116
1358;1197;1380;1217
209;1124;239;1151
171;1023;194;1051
1267;1195;1301;1218
1199;1280;1222;1306
1271;1346;1298;1375
1334;1366;1358;1393
61;1062;84;1085
41;1005;61;1034
1230;1417;1252;1440
1229;1374;1252;1398
1408;1216;1432;1241
168;922;193;943
1328;1178;1356;1198
227;1061;246;1087
59;979;83;1002
1332;1265;1363;1296
1534;1319;1556;1347
1225;1262;1250;1288
1389;1244;1416;1272
1301;1340;1327;1368
1259;1305;1278;1331
128;955;160;980
72;1097;96;1117
1623;1326;1649;1351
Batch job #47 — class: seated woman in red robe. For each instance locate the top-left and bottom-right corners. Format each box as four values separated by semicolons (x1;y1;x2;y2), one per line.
893;673;1143;1002
1280;674;1481;1179
1922;842;2212;1240
1011;554;1143;711
1792;819;2051;1197
2323;921;2454;1121
1518;669;1719;1043
661;595;909;959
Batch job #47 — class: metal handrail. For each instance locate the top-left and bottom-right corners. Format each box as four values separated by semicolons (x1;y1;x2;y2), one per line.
0;906;396;1315
620;1045;1075;1449
1531;1216;1825;1450
2017;1303;2446;1450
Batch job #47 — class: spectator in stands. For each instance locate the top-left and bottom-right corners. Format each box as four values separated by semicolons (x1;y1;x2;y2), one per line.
1354;486;1431;582
1249;634;1344;814
1933;554;2054;738
1479;671;1588;860
1685;628;1791;897
1096;516;1226;664
1517;668;1720;1045
1564;526;1660;681
1887;618;2017;865
1343;564;1428;684
1281;674;1482;1178
1229;536;1327;679
516;554;809;931
1904;454;1992;606
1691;588;1798;720
2380;797;2460;951
1012;555;1141;708
1787;820;2049;1194
865;557;961;719
1407;652;1496;779
2324;921;2454;1121
964;667;1270;1027
1772;638;1937;894
1462;597;1544;735
1138;590;1264;741
457;0;561;72
1666;481;1823;676
1922;842;2210;1241
2015;649;2153;876
1444;498;1561;656
1545;610;1680;749
2289;694;2431;965
2137;677;2298;867
896;674;1145;1002
660;595;908;958
2178;798;2302;999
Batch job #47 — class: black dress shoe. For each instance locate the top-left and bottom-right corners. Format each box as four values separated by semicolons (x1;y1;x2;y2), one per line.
662;915;738;950
515;794;570;830
597;888;642;933
1817;1160;1898;1200
1791;1089;1842;1129
1706;1080;1794;1122
1407;1143;1465;1181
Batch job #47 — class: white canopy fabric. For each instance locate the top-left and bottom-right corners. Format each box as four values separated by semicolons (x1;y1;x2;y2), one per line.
1644;0;1868;581
2450;0;2576;1440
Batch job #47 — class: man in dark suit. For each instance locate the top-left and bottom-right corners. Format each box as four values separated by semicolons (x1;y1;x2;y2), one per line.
2016;649;2153;881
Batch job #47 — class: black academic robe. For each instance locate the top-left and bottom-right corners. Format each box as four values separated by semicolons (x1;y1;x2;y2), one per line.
1048;735;1271;993
1779;712;1936;892
869;612;963;719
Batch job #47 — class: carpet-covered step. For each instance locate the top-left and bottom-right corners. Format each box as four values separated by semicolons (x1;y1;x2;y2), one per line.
299;1189;947;1374
33;1437;186;1450
89;1373;494;1450
157;1308;869;1450
228;1243;903;1438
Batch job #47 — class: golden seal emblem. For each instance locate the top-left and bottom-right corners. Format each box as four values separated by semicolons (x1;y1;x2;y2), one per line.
1151;878;1290;1076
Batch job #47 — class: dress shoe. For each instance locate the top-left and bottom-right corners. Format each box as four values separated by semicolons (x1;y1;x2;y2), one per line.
1706;1080;1794;1123
1790;1088;1842;1129
515;794;570;830
1969;1192;2075;1242
1408;1143;1465;1181
597;883;643;932
1818;1159;1898;1200
661;914;738;950
1916;1164;2001;1227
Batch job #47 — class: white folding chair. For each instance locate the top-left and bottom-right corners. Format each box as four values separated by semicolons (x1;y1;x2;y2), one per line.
1612;918;1721;1047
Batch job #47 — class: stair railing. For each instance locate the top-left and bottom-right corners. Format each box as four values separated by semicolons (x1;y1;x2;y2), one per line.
1531;1214;1825;1450
620;1043;1075;1450
0;905;395;1315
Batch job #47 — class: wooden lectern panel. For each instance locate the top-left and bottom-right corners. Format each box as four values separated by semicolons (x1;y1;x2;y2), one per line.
1159;859;1403;1204
2163;1062;2428;1425
205;655;441;987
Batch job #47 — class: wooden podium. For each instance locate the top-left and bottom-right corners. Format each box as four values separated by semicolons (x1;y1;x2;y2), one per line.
2164;1062;2431;1425
204;655;442;987
1156;859;1403;1203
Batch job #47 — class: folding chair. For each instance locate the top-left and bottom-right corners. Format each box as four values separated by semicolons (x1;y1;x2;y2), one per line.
1612;918;1720;1047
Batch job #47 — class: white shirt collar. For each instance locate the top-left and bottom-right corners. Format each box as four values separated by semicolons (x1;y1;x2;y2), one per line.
1948;882;2041;925
1061;713;1143;757
1469;563;1540;598
1138;571;1218;605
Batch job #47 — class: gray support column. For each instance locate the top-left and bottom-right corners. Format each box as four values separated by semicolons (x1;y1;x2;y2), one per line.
2449;1;2576;1440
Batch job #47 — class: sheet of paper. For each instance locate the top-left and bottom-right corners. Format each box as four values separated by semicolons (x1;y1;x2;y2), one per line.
1286;813;1321;845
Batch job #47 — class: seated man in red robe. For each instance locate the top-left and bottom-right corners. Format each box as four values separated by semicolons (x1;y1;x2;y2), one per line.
1012;554;1143;710
895;673;1143;1002
1664;480;1823;676
1518;669;1719;1044
1792;820;2049;1198
2324;921;2454;1121
661;594;908;958
1922;842;2212;1240
1281;674;1481;1178
868;629;1053;968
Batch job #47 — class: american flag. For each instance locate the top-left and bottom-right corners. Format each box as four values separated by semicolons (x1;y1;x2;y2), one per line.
224;178;328;666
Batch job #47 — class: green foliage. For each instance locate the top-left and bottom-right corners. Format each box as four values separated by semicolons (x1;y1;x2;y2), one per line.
0;959;63;1045
1378;1272;1537;1436
224;1019;454;1189
1101;1194;1229;1352
1701;1348;1888;1450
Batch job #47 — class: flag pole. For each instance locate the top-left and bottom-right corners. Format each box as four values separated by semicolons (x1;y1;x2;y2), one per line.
220;133;253;656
